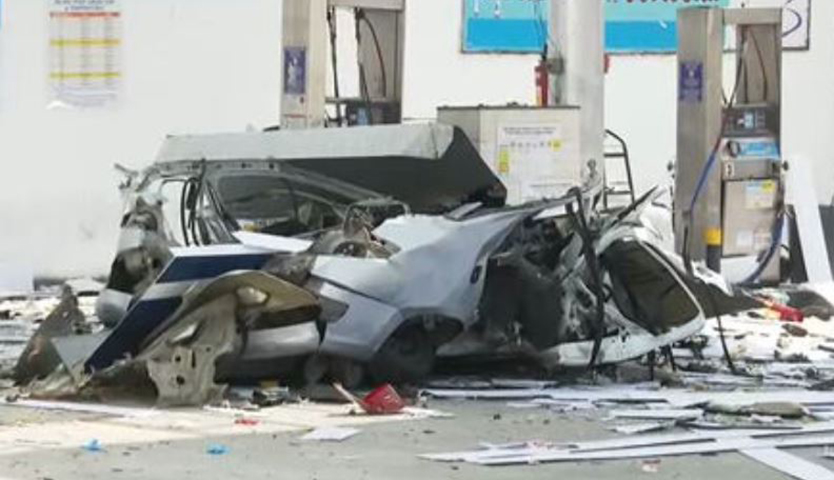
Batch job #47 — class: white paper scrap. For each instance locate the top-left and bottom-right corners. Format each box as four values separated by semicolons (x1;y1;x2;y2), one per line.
300;427;361;442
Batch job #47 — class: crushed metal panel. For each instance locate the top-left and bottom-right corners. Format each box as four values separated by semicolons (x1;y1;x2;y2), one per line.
608;409;703;421
473;435;834;466
143;294;239;406
420;384;668;403
541;235;709;367
13;293;86;385
49;331;109;384
420;422;834;464
315;210;528;313
612;422;674;435
535;190;722;367
140;270;320;349
569;422;834;454
738;447;834;480
311;282;403;361
90;271;319;406
86;245;276;372
314;204;562;359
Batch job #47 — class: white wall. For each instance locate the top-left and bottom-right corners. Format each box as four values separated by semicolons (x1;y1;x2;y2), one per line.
0;0;284;277
403;0;538;119
2;0;833;277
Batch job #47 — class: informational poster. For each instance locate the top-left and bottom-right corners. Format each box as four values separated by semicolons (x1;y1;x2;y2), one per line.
496;123;579;203
463;0;810;54
49;0;122;108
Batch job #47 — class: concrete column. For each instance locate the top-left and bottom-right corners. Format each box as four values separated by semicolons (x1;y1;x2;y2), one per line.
549;0;605;172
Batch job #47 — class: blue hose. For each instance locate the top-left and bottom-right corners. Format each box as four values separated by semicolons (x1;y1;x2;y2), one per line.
688;150;719;214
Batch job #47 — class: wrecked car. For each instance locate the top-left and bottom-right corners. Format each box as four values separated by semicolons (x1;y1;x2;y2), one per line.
18;123;734;406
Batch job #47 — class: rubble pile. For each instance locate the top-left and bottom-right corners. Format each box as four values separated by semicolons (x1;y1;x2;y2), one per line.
0;284;99;376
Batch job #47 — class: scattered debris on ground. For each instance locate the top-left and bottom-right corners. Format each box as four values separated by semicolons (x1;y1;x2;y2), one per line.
2;165;834;478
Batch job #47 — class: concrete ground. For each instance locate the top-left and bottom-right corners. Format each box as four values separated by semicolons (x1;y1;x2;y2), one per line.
0;399;820;480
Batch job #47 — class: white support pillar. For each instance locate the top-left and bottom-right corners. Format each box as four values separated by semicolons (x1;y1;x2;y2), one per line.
549;0;605;172
281;0;329;129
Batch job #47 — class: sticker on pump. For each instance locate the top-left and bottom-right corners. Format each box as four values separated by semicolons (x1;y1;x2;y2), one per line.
737;139;779;158
745;181;777;209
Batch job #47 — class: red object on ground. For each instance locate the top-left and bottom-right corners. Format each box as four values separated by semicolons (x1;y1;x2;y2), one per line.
234;418;260;426
361;384;405;415
768;302;804;323
535;58;549;107
757;297;804;323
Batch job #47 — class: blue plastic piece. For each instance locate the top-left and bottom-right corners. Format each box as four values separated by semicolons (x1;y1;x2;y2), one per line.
82;439;104;452
207;444;229;456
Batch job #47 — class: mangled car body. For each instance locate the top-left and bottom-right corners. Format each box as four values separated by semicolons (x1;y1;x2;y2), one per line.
20;124;733;405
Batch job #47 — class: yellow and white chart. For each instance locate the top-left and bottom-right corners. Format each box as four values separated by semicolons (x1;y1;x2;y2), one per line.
49;0;122;108
496;123;581;204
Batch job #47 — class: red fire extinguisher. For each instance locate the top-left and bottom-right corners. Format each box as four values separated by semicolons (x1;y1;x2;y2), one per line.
537;53;610;106
535;55;549;107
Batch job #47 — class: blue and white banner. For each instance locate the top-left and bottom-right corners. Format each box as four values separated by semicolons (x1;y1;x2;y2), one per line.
605;0;730;53
462;0;810;54
463;0;550;53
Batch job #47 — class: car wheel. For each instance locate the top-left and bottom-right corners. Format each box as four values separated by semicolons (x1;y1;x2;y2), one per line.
368;324;435;384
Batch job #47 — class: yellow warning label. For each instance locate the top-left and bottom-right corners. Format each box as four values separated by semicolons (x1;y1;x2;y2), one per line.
50;39;121;48
49;71;121;80
498;148;510;174
704;228;723;246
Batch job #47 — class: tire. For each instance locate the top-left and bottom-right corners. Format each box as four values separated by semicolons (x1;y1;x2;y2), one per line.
328;357;366;389
368;324;436;384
